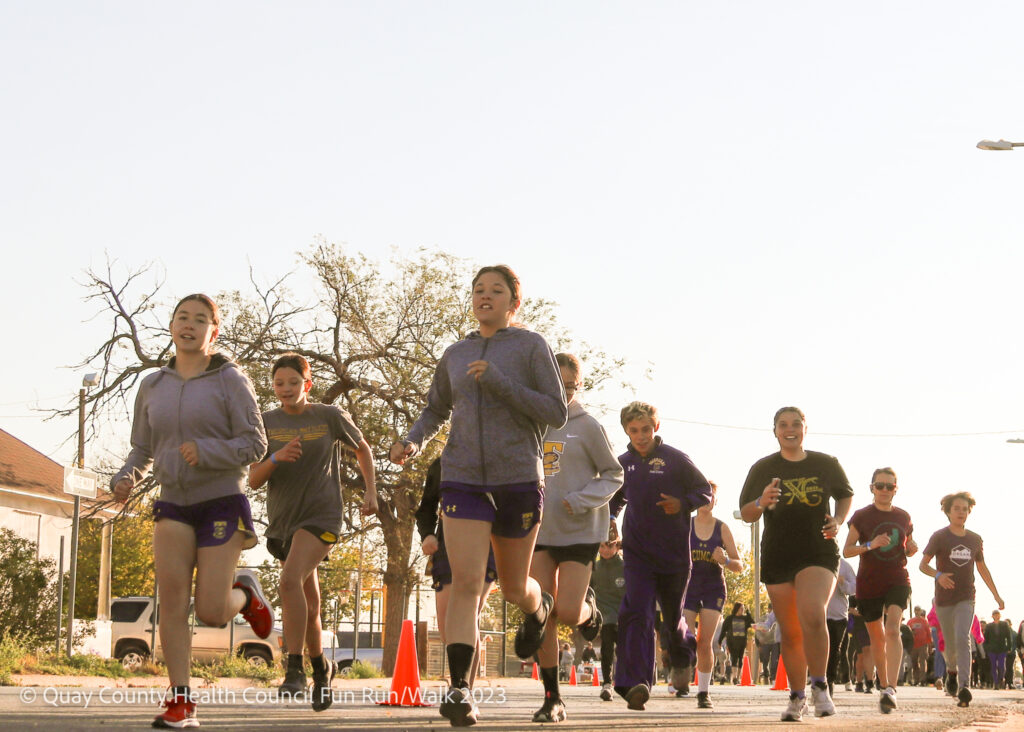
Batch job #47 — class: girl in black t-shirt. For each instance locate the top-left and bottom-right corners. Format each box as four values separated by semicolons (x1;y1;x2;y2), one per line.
739;407;853;722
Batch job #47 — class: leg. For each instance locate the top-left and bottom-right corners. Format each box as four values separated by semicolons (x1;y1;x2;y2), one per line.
865;619;889;688
303;568;324;656
193;531;246;627
491;522;543;613
551;560;594;627
469;583;492;688
153;520;197;688
600;623;617;686
952;602;975;688
442;515;492;647
654;570;693;672
882;605;903;688
826;618;846;689
935;605;958;680
529;550;559;669
278;529;331;655
793;566;836;679
435;585;450;646
767;582;806;689
614;557;657;692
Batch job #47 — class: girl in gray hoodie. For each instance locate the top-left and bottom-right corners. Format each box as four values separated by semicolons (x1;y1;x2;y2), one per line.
111;294;270;729
390;265;567;727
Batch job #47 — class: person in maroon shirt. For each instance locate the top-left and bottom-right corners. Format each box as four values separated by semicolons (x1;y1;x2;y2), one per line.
843;467;917;714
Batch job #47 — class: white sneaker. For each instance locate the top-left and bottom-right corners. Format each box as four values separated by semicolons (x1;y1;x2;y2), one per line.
811;682;835;717
880;686;897;714
844;681;853;692
781;693;807;722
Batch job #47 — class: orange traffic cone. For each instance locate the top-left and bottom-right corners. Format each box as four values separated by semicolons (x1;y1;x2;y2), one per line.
740;656;755;686
378;619;429;706
692;665;699;685
592;665;600;686
771;656;789;691
569;664;578;686
531;662;539;680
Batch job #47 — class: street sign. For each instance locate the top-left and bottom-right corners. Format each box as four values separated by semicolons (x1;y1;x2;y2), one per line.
64;466;98;498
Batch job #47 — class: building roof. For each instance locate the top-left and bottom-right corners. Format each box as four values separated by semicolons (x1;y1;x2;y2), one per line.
0;427;65;500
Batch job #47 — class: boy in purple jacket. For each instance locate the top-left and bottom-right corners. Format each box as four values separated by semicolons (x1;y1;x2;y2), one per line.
609;401;712;710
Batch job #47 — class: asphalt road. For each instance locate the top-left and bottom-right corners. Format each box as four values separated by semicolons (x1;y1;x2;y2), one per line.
3;677;1024;730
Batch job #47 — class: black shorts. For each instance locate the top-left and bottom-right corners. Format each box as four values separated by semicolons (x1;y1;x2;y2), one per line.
534;542;600;567
760;550;838;585
857;585;911;623
266;525;338;562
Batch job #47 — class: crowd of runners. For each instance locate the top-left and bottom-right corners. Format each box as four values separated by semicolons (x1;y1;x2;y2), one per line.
110;265;1007;728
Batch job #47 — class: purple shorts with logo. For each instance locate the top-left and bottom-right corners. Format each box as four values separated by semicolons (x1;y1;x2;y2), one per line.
440;481;543;539
153;493;257;550
682;578;727;613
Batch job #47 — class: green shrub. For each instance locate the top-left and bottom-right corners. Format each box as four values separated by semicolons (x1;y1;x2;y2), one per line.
346;659;383;679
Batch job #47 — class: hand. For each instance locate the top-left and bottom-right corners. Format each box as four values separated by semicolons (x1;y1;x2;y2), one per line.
360;490;378;516
466;360;489;380
905;537;918;557
389;441;415;465
180;441;199;467
421;535;439;556
712;546;728;566
113;478;133;504
996;595;1005;611
656;493;681;515
563;499;574;515
868;533;890;550
760;478;781;510
821;514;839;540
608;519;620;542
274;435;303;463
937;573;955;590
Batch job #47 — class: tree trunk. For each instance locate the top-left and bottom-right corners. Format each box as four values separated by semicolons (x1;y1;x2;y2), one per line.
377;476;416;676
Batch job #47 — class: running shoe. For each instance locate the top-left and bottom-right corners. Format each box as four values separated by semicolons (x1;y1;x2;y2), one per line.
233;569;274;639
625;683;650;710
957;687;972;708
945;674;957;697
780;693;807;722
844;681;853;691
879;686;897;714
811;680;835;717
696;690;713;709
279;666;307;696
577;587;603;642
515;592;553;659
855;681;864;693
670;665;692;694
599;683;612;702
532;695;567;723
311;658;336;712
440;686;479;727
153;692;198;729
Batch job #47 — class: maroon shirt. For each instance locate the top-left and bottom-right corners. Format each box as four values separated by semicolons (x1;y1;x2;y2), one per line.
848;504;913;600
923;527;984;607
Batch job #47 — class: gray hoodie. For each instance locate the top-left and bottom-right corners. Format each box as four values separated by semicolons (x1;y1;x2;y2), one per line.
537;401;623;545
407;327;567;486
111;354;267;506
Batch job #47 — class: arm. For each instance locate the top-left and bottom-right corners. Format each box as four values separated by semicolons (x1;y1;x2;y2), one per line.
740;478;780;523
401;353;454;459
717;522;744;573
832;495;852;526
191;369;268;469
477;339;567;428
920;551;956;590
976;559;1005;610
354;438;377;515
563;422;625;515
837;562;857;597
248;434;302;489
111;382;154;501
415;460;442;540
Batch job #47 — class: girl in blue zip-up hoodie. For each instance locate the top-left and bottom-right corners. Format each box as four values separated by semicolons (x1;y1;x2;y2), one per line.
390;265;567;727
111;294;271;729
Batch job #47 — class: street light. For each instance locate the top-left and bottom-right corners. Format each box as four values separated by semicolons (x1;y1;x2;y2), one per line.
67;373;101;655
977;139;1024;151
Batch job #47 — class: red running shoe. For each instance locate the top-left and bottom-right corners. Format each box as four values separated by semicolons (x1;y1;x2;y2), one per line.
233;569;274;639
153;691;198;728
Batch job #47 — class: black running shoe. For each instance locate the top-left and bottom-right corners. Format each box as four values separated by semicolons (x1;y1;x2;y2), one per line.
945;674;958;697
279;666;307;696
577;587;603;642
311;659;336;712
515;592;553;659
696;690;713;709
957;687;972;708
532;696;567;723
440;686;479;727
625;683;650;711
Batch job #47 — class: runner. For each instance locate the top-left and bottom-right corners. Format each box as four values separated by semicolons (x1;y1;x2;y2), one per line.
415;457;497;689
390;264;567;727
920;491;1005;708
739;406;853;721
609;400;711;711
683;481;743;710
248;352;377;711
825;557;856;697
530;353;623;723
111;294;271;729
590;538;626;701
843;467;917;714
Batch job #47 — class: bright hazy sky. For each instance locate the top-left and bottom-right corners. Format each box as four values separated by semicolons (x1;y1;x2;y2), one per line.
3;2;1023;623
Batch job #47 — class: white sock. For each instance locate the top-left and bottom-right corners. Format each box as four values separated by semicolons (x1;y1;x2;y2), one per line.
698;670;712;693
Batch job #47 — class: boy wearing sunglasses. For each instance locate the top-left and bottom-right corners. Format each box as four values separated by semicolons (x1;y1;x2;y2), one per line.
842;468;918;715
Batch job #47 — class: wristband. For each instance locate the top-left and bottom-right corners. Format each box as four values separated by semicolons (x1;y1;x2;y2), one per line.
269;453;278;465
755;496;762;509
935;571;943;581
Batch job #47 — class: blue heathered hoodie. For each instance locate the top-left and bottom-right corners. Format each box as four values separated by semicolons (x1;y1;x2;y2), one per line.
110;354;267;505
406;326;567;486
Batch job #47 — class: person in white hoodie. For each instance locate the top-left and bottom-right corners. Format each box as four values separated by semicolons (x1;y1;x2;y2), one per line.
111;293;270;729
529;352;624;723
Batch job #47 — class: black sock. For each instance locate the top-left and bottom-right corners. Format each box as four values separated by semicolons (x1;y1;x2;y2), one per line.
310;654;327;674
173;685;191;701
447;643;474;690
238;585;253;607
287;653;303;671
540;666;560;700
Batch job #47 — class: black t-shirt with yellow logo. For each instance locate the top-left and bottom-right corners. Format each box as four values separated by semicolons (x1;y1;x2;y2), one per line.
740;451;853;582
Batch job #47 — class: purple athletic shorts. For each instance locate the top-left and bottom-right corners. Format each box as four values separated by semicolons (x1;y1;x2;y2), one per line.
153;493;257;550
682;579;727;613
440;481;543;538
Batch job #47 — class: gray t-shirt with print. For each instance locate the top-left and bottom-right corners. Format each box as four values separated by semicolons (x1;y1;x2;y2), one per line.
263;403;362;541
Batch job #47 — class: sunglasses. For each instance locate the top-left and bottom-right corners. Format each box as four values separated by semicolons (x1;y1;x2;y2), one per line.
871;482;897;491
